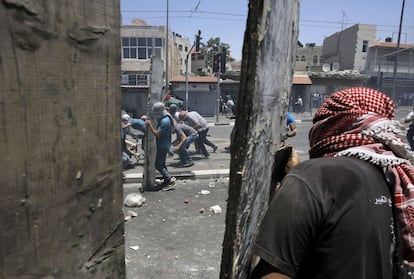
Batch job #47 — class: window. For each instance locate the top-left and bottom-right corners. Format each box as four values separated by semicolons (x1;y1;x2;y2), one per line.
313;55;318;65
362;40;368;53
121;37;163;59
179;44;183;51
301;55;306;61
121;74;149;87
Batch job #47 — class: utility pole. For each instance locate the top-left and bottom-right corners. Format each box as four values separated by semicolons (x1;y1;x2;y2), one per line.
216;70;221;124
185;47;192;111
213;40;221;124
391;0;405;101
165;0;169;98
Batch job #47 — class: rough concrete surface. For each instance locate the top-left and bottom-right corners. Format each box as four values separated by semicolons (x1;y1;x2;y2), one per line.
124;178;229;279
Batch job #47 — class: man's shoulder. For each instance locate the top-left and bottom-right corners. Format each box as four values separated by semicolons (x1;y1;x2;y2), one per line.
188;111;200;117
291;157;384;189
160;115;173;125
298;156;372;169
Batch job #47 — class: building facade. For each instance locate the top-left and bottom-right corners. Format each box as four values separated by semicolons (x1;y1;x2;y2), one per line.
294;43;324;72
365;42;414;103
120;20;192;116
322;24;376;72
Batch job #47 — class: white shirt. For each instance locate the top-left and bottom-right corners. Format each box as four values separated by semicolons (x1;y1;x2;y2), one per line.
406;111;414;125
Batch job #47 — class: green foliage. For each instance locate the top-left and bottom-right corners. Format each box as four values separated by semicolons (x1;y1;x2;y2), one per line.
201;37;231;58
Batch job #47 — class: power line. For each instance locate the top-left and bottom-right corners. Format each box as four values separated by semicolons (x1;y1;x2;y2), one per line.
122;10;414;30
123;15;245;22
121;10;246;17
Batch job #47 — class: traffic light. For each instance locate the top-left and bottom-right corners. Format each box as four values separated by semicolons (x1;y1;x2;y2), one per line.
213;53;220;73
220;47;226;74
195;30;201;52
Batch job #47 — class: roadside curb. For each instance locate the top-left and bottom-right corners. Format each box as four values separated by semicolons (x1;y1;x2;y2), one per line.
123;169;230;184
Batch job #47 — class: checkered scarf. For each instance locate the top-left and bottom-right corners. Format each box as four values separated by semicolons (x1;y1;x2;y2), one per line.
309;87;414;263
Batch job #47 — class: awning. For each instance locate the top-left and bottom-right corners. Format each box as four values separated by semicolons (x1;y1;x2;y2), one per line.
293;75;312;85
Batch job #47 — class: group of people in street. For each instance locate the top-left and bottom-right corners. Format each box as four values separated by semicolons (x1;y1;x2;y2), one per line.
121;101;218;191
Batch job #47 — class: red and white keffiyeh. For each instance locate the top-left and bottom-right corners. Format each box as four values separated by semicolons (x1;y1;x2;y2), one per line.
309;87;414;263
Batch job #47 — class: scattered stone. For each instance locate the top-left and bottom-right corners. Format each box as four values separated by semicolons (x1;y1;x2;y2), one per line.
199;208;205;214
200;190;210;195
184;198;190;203
208;182;215;188
128;210;138;217
97;198;102;208
209;205;222;214
124;193;146;207
130;245;139;251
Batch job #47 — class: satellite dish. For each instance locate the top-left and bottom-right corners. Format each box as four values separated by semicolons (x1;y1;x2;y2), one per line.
332;62;340;71
322;64;330;72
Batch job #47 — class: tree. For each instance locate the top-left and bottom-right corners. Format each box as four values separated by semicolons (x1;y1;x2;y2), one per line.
202;37;232;63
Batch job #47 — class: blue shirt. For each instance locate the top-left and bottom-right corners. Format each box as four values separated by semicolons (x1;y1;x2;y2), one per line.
129;118;146;133
156;115;172;149
287;112;296;126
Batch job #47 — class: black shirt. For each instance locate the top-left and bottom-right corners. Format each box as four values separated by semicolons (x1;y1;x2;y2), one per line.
253;156;394;279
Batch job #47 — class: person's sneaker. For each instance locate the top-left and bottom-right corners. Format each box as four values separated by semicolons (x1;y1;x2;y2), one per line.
213;146;218;153
183;161;194;167
162;177;176;191
175;162;186;168
123;163;135;170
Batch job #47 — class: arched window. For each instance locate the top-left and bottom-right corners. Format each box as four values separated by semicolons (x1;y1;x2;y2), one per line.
296;55;299;62
301;55;306;61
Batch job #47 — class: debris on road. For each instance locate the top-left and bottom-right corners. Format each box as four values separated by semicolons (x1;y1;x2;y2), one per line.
209;205;222;214
124;193;146;207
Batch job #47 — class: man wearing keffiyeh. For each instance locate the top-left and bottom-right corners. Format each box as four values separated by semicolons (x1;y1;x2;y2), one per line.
251;87;414;279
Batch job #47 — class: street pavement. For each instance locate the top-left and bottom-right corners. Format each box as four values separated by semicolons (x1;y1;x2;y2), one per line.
123;115;234;279
122;107;413;278
122;115;234;185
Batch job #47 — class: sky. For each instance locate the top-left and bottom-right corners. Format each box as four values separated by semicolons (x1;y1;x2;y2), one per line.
121;0;414;61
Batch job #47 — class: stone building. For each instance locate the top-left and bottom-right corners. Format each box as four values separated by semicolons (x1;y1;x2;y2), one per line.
120;20;192;117
294;43;324;71
322;24;377;72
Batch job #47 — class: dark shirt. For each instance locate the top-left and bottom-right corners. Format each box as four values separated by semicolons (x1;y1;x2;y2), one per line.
253;156;394;279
